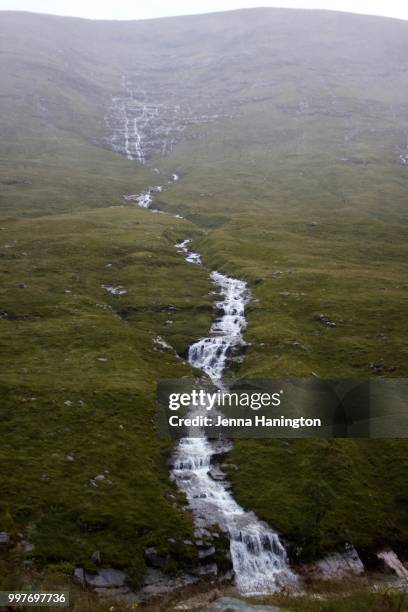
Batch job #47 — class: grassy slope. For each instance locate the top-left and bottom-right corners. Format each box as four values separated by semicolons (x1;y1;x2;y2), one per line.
0;7;407;589
0;35;213;581
189;119;408;557
0;12;218;586
0;202;214;586
147;11;408;560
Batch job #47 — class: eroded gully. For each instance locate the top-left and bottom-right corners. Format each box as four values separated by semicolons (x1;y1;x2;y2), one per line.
127;175;297;595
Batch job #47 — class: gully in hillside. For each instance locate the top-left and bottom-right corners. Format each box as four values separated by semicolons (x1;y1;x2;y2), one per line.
109;95;297;592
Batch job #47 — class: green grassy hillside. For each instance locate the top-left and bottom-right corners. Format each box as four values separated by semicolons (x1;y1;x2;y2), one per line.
0;7;407;594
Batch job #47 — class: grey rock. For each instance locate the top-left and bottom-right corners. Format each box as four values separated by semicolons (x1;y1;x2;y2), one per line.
144;547;168;568
89;473;106;487
198;546;215;559
74;567;86;586
208;468;227;482
376;550;408;578
21;540;35;552
194;527;210;539
0;532;10;548
220;569;234;582
307;547;364;580
209;597;281;611
85;568;127;588
143;568;167;586
196;563;217;576
91;550;101;565
212;439;233;455
94;586;134;600
287;340;309;352
140;568;198;598
314;313;337;328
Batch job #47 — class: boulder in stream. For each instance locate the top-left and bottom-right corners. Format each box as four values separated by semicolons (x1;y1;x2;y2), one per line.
208;468;227;482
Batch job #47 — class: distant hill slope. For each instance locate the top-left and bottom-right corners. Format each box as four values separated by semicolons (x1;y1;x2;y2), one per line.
1;8;408;159
1;8;408;221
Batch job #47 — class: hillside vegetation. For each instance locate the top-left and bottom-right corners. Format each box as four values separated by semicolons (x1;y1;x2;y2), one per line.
0;7;407;591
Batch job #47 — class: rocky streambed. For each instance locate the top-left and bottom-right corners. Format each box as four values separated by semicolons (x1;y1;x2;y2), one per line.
171;239;297;596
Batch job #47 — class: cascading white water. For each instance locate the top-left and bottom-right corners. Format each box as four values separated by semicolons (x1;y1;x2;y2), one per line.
188;271;247;382
175;239;202;264
109;102;296;590
123;175;181;216
172;241;297;595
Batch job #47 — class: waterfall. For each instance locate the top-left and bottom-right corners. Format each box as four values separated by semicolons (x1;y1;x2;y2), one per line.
172;241;297;594
109;98;297;590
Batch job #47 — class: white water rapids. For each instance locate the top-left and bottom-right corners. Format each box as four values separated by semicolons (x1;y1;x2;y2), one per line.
122;171;296;594
171;240;297;594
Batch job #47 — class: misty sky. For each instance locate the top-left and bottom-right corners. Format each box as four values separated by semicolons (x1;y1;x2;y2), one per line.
0;0;407;21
